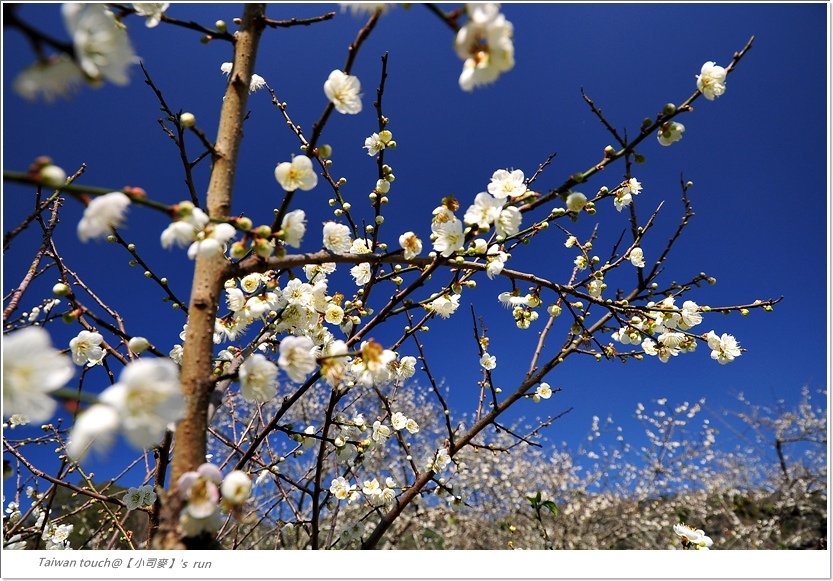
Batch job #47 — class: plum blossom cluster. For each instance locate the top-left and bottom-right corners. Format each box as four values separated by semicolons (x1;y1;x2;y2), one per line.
610;297;742;365
160;201;237;259
454;3;515;91
498;290;542;329
123;484;157;510
176;463;252;537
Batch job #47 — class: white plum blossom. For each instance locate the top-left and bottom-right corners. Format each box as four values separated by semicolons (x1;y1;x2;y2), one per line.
486;244;509;279
14;55;84;102
391;355;417;383
680;300;703;329
187;222;236;260
278;336;317;382
3;327;74;423
536;382;553;399
480;352;497;370
7;414;30;428
641;337;679;363
63;4;136;85
225;287;245;312
281;209;307;248
220;62;266;93
629;247;646;268
488;169;526;200
351;262;372;286
322;222;353;255
67;359;183;460
221;470;252;505
429;294;461;319
123;485;156;510
69;330;106;366
240;272;265;294
363;132;386;156
658;121;685;146
324;69;362;114
391;412;408;431
431;447;452;472
495;206;522;238
77;192;131;242
329;476;356;500
455;4;515;91
239;354;278;402
275;156;318;192
674;523;714;549
706;331;741;364
399;231;422;260
132;3;169;27
371;421;391;444
587;278;604;298
696;61;727;101
565;192;588;213
160;204;208;249
614;178;641;211
463;192;503;231
65;402;120;461
432;219;465;257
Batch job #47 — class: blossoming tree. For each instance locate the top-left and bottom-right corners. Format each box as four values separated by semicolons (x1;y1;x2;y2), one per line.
3;3;791;551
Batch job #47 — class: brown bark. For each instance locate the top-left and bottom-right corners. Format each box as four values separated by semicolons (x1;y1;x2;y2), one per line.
154;3;266;549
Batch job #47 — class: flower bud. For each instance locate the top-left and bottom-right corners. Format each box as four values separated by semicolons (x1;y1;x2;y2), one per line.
215;20;227;32
318;144;333;158
180;112;196;127
248;225;269;238
236;216;253;231
663;103;677;115
128;336;150;353
52;283;71;297
378;130;393;143
230;241;247;259
39;165;67;188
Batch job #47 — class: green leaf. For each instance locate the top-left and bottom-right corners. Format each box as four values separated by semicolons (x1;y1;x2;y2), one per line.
541;500;559;516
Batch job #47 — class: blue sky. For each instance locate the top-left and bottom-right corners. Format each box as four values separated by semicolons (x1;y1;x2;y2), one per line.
3;3;828;488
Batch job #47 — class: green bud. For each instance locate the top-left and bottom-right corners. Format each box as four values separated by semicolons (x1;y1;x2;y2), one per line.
253;225;272;238
144;271;152;278
634;153;646;164
641;117;653;130
215;20;227;32
318;144;333;158
52;283;71;297
663;103;677;115
230;241;247;259
236;217;253;231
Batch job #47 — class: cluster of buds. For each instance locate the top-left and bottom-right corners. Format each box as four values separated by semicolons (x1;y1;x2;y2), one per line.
176;463;252;537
